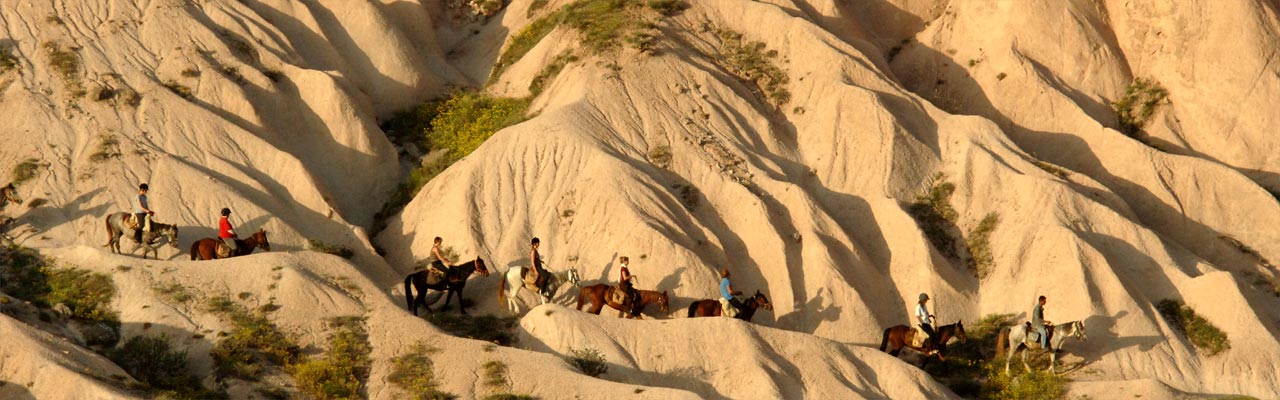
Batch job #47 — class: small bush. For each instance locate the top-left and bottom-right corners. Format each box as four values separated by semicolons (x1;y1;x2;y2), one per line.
108;335;218;397
0;245;51;303
43;41;85;97
717;29;790;106
981;368;1068;399
966;212;1000;279
308;239;354;259
908;173;959;259
1112;78;1168;138
89;135;122;163
566;347;608;377
997;72;1008;81
490;13;558;82
163;80;193;100
220;66;248;86
388;342;454;400
292;316;371;400
11;158;41;185
207;297;299;381
483;360;508;388
491;0;668;82
647;145;672;168
1;45;19;72
1220;235;1274;269
646;0;688;15
181;68;201;78
1157;299;1230;356
1032;161;1069;179
46;266;118;323
527;0;549;17
119;88;142;107
672;183;698;210
528;51;579;96
153;283;193;304
424;313;518;345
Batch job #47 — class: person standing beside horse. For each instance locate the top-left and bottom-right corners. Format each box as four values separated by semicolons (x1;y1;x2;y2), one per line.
1031;295;1052;349
133;183;155;241
718;267;743;318
917;293;938;355
218;208;238;255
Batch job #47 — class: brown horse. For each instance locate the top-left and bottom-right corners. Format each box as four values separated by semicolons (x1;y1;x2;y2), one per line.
576;284;670;319
0;183;22;240
403;258;490;315
879;321;968;364
686;290;773;322
103;212;179;259
189;229;270;260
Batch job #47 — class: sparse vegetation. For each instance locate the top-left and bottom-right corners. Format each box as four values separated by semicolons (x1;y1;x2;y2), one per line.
1033;160;1069;179
647;145;672;168
388;342;454;400
981;369;1068;399
966;213;1000;279
89;135;122;163
491;0;674;82
716;29;791;106
920;314;1069;399
11;158;41;185
887;38;910;63
1157;299;1230;356
996;72;1007;81
207;296;299;381
483;360;509;388
1;45;18;72
108;335;223;398
119;87;142;107
424;313;518;345
566;347;608;377
181;68;201;78
1111;78;1168;138
646;0;688;15
528;51;580;96
153;282;193;304
672;183;699;210
42;41;85;97
908;173;959;259
528;0;550;17
162;80;193;100
1220;235;1274;268
92;86;117;102
308;239;354;259
292;316;371;400
45;266;118;324
220;66;249;86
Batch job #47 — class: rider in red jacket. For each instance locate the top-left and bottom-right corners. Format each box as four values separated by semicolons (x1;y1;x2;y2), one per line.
219;208;238;254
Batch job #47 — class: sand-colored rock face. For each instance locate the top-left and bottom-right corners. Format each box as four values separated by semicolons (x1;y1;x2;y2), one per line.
2;0;1280;398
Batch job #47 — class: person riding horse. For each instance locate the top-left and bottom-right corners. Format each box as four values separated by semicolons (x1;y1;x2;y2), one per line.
218;208;238;255
615;256;636;307
524;237;549;295
427;236;453;282
917;293;938;354
1030;295;1052;348
132;183;154;241
718;267;743;318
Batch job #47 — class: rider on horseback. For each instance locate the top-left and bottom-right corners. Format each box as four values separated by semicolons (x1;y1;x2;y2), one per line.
218;208;237;255
718;267;743;318
1031;295;1052;348
133;183;154;241
428;237;453;282
917;293;938;354
616;256;635;307
525;237;547;295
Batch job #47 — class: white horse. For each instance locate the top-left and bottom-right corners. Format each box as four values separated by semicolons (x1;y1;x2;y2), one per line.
997;320;1087;373
497;266;581;315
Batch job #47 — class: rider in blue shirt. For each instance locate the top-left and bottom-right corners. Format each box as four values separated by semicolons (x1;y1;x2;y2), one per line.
718;268;743;317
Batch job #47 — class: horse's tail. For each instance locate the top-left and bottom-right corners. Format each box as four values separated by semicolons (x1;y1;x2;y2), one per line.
497;269;508;303
189;240;199;260
575;286;585;310
997;326;1010;356
403;273;415;310
686;301;698;318
102;216;113;247
880;327;892;352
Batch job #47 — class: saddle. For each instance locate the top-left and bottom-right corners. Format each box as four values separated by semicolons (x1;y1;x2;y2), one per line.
215;241;233;258
521;267;549;293
610;285;632;304
424;261;448;285
719;298;741;318
1024;322;1055;347
911;326;931;348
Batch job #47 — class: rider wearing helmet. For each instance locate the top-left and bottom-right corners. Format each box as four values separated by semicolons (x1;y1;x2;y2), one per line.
218;208;238;255
917;293;938;352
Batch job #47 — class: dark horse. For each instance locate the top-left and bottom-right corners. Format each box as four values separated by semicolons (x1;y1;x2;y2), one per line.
576;284;670;319
190;229;271;260
686;290;773;322
403;258;490;315
103;212;179;259
880;321;969;364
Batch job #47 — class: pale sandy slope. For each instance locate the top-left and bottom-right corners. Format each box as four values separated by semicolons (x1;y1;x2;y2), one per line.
383;0;1280;398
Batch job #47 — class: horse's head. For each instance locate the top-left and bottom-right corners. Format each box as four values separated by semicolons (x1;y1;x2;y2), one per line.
657;290;670;314
567;268;581;287
952;320;969;344
1071;321;1087;341
3;183;22;204
473;257;490;276
162;225;179;248
752;290;773;311
254;229;271;251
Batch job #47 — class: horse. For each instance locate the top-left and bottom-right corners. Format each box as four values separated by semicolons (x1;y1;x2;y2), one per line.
189;229;270;260
879;321;969;365
403;258;490;315
997;320;1087;373
0;183;23;240
576;284;670;319
103;212;179;259
497;266;581;315
686;290;773;322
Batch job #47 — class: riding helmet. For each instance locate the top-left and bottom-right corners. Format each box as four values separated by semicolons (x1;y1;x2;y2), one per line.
221;208;231;216
919;293;929;301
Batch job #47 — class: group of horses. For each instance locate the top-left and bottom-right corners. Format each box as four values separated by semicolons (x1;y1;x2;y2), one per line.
402;258;775;322
880;319;1088;373
101;211;269;260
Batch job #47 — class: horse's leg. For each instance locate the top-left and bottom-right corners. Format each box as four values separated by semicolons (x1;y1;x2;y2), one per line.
415;288;429;314
1022;347;1031;372
1049;350;1056;373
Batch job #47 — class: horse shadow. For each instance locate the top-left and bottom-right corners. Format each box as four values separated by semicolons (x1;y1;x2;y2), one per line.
1078;311;1163;365
9;188;110;242
774;287;842;333
0;381;35;400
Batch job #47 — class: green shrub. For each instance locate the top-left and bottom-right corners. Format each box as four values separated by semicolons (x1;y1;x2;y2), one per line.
1157;299;1230;356
12;158;41;185
490;12;559;82
981;368;1068;399
0;245;52;304
292;316;371;400
483;360;508;388
908;173;959;259
387;342;454;400
527;0;550;17
43;41;85;97
152;283;193;304
425;313;518;345
89;135;121;163
966;212;1000;279
1111;78;1168;138
646;0;687;15
491;0;668;82
566;347;608;377
162;80;193;100
647;145;672;169
207;297;299;381
220;65;248;86
45;267;118;323
308;239;354;259
0;45;17;72
716;29;790;106
108;335;220;398
923;314;1016;397
181;68;201;78
1032;161;1069;179
528;51;579;96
